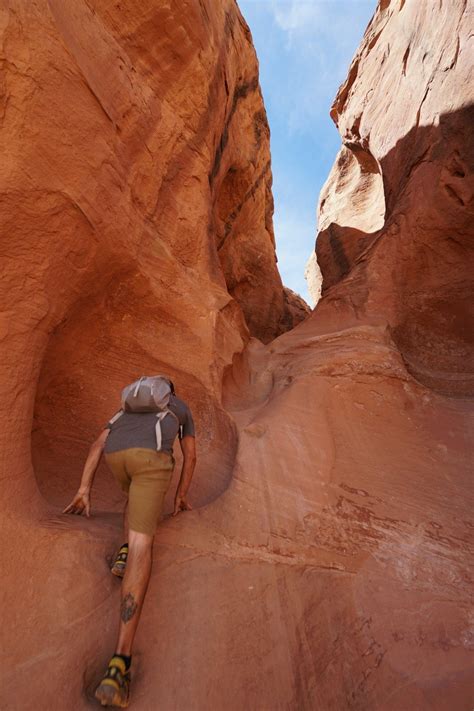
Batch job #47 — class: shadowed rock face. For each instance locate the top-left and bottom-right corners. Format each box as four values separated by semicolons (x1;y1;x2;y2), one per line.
2;1;473;710
313;0;474;396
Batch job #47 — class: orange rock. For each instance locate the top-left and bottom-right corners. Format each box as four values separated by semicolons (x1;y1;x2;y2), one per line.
314;0;474;396
1;0;306;706
2;1;472;710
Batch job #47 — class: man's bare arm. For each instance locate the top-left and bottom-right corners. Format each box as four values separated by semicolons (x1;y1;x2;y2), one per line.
173;435;196;516
63;429;109;517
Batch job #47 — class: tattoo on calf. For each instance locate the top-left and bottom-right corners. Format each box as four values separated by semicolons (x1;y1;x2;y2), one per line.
120;592;138;623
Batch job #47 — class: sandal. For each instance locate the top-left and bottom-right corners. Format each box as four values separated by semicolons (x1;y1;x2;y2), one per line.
94;655;131;708
111;543;128;578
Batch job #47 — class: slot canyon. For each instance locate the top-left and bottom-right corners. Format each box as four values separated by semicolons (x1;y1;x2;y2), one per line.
1;0;473;709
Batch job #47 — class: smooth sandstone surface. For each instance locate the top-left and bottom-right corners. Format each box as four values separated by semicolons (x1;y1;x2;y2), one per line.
1;0;307;517
2;1;473;710
1;0;307;706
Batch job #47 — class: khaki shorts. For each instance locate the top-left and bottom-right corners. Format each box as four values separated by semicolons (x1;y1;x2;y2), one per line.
105;448;175;536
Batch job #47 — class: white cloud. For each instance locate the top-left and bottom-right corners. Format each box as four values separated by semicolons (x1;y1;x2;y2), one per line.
254;0;375;134
271;1;322;34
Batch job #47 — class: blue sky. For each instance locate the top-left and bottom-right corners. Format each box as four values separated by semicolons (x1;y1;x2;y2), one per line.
237;0;376;303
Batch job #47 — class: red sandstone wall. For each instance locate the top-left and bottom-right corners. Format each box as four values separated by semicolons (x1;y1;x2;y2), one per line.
310;0;474;395
0;0;307;518
1;1;306;706
2;1;473;710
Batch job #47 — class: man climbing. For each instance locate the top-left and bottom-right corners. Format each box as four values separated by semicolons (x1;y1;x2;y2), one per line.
63;376;196;708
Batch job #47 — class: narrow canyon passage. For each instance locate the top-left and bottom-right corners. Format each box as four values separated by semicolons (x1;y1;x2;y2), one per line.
2;0;473;710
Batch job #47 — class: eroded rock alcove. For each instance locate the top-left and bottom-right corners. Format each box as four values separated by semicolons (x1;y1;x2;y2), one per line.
2;1;473;710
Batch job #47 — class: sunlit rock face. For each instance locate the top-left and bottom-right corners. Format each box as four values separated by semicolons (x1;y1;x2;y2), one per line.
2;1;473;711
304;251;323;305
1;0;306;707
314;0;473;396
0;0;311;518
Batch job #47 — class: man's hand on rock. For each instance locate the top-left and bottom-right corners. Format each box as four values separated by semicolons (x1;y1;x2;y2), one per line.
63;490;91;517
173;494;192;516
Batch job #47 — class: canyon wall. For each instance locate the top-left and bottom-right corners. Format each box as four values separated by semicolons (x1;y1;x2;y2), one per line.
2;0;473;710
311;0;474;396
0;0;309;521
1;0;307;707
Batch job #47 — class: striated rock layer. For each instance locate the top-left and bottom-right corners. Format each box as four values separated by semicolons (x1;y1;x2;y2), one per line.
3;1;473;710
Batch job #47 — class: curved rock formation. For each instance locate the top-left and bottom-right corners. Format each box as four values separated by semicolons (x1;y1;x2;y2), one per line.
1;0;306;706
314;0;474;396
2;0;473;710
0;0;308;513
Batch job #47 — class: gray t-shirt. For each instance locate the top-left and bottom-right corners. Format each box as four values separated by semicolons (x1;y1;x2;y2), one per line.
104;395;195;455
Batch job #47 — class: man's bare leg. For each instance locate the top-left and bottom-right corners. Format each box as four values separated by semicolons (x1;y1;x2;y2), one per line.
115;529;153;656
95;530;153;705
95;530;153;708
